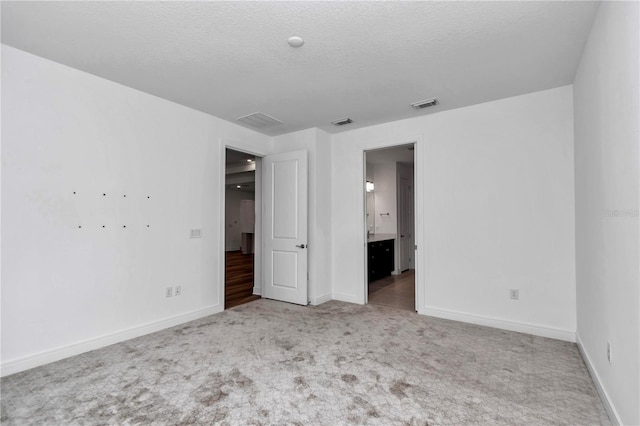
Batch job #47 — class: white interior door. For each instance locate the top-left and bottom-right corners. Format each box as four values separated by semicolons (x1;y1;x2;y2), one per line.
399;175;413;271
262;150;308;305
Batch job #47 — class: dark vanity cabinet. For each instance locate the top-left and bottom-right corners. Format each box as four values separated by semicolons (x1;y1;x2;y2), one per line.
367;239;394;282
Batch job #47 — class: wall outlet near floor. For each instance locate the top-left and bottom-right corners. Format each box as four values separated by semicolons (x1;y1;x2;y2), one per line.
509;289;519;300
166;286;173;298
175;285;182;296
606;341;612;364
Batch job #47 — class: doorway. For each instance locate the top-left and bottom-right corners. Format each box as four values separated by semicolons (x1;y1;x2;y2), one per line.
224;148;260;309
364;144;416;311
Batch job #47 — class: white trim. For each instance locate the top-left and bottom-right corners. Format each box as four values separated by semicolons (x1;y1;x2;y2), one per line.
309;293;332;306
576;334;620;426
414;139;423;313
423;306;576;342
332;292;363;304
362;152;369;305
1;304;222;377
218;139;227;310
253;158;263;297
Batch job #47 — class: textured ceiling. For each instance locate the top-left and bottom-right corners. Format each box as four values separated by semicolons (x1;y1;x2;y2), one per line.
1;1;599;136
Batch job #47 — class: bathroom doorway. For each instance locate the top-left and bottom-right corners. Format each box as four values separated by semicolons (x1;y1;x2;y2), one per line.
364;144;416;311
224;148;261;309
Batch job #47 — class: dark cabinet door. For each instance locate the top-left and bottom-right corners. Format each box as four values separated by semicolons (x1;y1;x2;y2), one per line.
368;239;394;282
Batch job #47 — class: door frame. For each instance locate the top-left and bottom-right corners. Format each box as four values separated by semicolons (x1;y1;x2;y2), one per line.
218;139;267;310
362;139;423;312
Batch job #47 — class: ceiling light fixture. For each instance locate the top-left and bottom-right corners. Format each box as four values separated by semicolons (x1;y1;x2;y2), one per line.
288;36;304;48
236;185;242;189
411;98;438;110
246;159;254;163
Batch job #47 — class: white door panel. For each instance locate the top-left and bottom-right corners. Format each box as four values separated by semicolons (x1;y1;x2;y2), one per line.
263;150;308;305
273;251;298;289
273;160;298;238
399;176;413;272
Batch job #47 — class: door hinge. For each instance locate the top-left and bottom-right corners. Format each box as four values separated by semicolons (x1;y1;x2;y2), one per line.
414;245;418;250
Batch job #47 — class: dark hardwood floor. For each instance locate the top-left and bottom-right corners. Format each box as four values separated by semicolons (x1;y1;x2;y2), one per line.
225;251;260;309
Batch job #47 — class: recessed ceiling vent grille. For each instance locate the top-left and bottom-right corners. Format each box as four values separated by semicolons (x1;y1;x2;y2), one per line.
237;112;283;129
411;98;438;110
331;117;353;126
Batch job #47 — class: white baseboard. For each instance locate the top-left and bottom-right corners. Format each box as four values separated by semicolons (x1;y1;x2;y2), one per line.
253;286;262;296
422;306;576;342
576;334;620;425
332;292;363;304
1;304;223;377
309;293;331;306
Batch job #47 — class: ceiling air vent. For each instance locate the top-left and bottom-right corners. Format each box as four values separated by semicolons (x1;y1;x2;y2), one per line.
236;112;283;129
331;117;353;126
411;98;438;110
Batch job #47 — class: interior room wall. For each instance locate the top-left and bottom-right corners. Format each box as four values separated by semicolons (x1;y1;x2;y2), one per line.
373;162;397;236
224;189;255;251
269;128;332;305
1;45;270;374
365;163;375;234
331;86;577;341
573;1;640;424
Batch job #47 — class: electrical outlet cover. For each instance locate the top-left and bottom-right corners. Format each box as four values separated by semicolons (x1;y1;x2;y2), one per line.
166;287;173;297
175;286;182;296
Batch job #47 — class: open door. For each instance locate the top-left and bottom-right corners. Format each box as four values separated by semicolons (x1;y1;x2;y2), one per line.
262;150;308;305
398;174;413;272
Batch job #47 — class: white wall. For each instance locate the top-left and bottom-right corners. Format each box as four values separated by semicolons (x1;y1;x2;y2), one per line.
573;2;640;424
331;86;577;341
373;162;397;236
225;190;254;251
365;163;375;233
1;45;270;374
269;128;332;305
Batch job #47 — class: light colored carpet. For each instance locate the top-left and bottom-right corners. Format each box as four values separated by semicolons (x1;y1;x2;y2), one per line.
1;300;610;425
